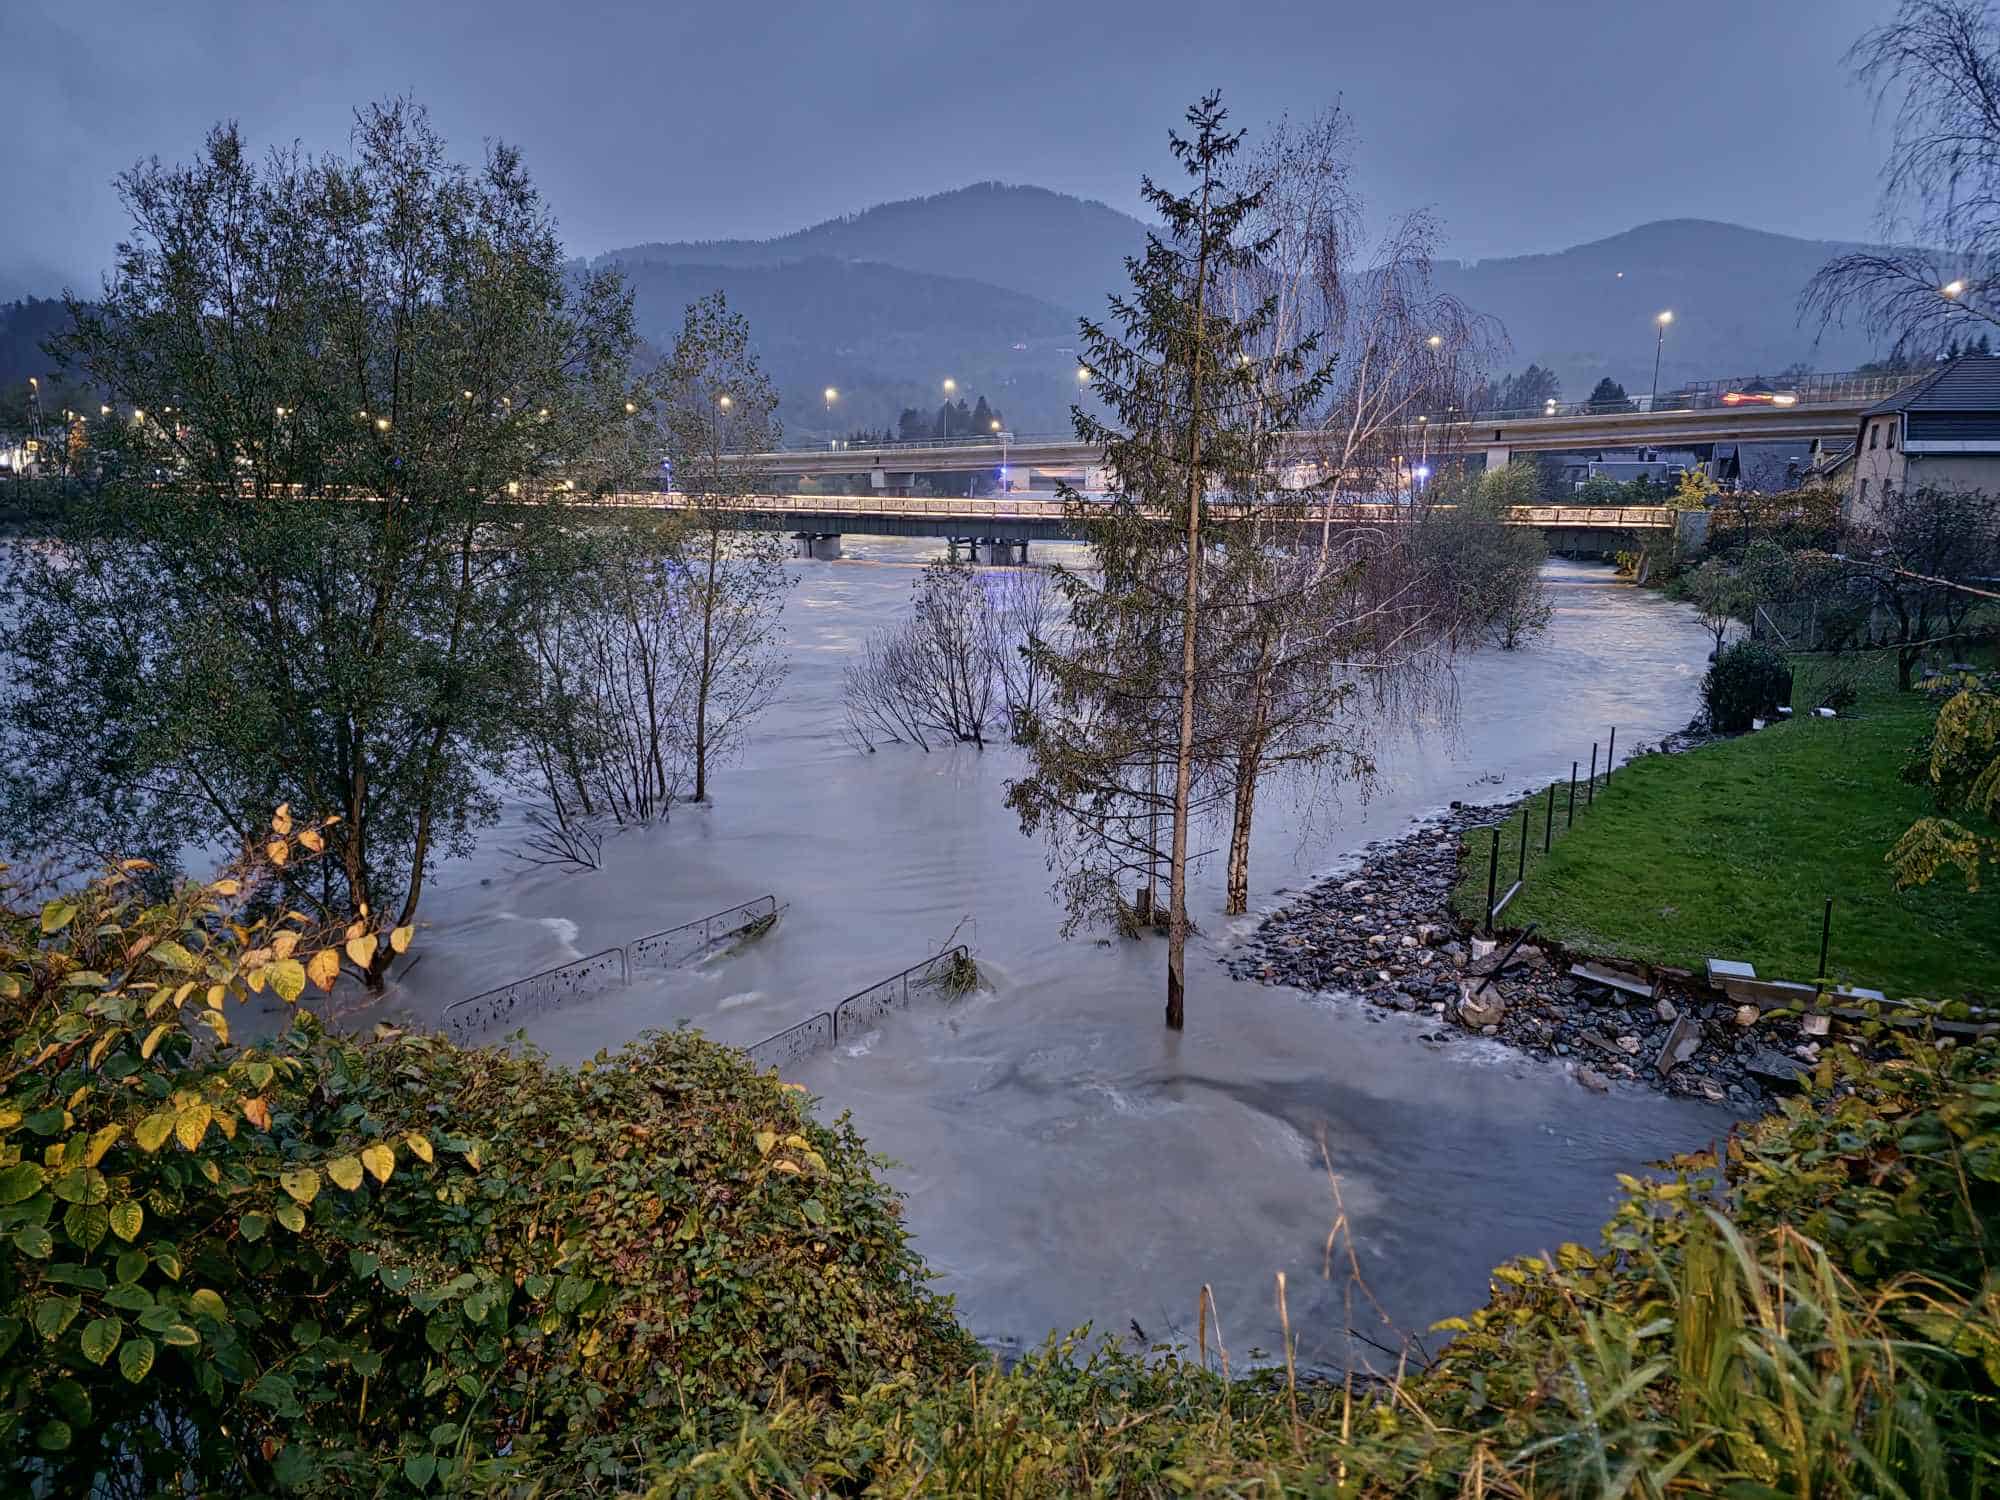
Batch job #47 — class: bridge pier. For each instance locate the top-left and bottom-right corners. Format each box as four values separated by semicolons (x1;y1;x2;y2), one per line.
792;532;842;560
948;536;1028;565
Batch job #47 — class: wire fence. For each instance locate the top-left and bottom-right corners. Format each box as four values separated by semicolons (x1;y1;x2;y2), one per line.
743;946;972;1072
440;895;779;1044
1478;728;1625;935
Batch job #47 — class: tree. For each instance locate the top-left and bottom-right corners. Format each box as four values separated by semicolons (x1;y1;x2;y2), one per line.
1009;93;1333;1027
1587;377;1632;412
979;567;1065;742
1805;1;2000;355
658;293;794;803
1686;557;1746;654
0;101;646;987
1891;674;2000;888
844;559;997;750
1849;485;2000;688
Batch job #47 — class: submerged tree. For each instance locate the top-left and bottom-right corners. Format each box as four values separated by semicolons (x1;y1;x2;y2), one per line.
0;100;647;986
659;293;793;802
1009;93;1337;1029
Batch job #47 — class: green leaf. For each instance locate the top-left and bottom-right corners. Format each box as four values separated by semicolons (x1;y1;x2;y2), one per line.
802;1198;826;1226
118;1336;154;1383
134;1112;175;1153
249;1371;298;1410
238;1212;269;1242
13;1224;52;1257
114;1249;146;1284
148;939;197;971
49;1169;108;1205
39;900;78;935
267;958;306;1003
36;1420;71;1453
273;1200;305;1233
103;1284;153;1312
190;1288;228;1322
158;1323;199;1348
403;1454;437;1488
0;1162;45;1205
108;1200;143;1242
34;1295;81;1341
44;1263;107;1291
63;1203;109;1253
80;1317;122;1365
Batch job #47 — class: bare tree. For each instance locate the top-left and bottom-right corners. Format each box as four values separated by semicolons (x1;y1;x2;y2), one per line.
659;293;794;802
978;567;1066;742
843;559;997;750
1849;485;2000;686
1805;1;2000;355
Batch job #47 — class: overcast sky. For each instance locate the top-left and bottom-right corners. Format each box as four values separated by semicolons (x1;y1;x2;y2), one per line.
6;0;1895;292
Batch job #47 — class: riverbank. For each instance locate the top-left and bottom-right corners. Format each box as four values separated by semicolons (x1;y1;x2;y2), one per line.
1229;775;1805;1111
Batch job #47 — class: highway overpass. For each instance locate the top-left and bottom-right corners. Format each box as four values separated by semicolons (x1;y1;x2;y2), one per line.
728;368;1913;490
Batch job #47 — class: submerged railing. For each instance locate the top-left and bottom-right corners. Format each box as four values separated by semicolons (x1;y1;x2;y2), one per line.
744;946;971;1072
440;895;779;1043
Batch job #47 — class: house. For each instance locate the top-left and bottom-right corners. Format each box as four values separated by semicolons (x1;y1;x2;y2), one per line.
1849;354;2000;525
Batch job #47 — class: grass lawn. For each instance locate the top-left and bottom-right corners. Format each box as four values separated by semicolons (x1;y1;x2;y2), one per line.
1451;648;2000;999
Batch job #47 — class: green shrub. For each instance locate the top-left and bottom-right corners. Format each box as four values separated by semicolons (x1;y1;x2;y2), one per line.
0;849;968;1496
1703;639;1794;731
1819;673;1860;715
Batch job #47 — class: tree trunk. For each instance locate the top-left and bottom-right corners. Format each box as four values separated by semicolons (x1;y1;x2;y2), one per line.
1225;640;1274;917
1166;175;1214;1033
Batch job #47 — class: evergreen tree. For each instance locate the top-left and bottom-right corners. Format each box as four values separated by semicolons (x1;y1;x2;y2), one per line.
1007;92;1330;1030
1587;377;1631;411
971;394;997;433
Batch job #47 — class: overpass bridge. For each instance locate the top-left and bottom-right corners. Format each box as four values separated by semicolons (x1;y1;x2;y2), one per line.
595;491;1686;562
731;368;1911;490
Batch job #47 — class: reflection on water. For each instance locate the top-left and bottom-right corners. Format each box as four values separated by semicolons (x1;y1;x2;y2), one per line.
327;539;1727;1365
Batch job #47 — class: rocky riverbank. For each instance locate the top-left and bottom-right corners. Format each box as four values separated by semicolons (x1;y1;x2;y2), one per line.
1229;766;1820;1112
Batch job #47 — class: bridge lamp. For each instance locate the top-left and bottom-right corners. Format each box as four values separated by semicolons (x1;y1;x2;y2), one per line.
717;394;732;410
101;405;111;416
1651;310;1674;409
1076;366;1091;384
624;401;637;414
1426;334;1442;350
375;416;391;431
1943;280;1966;300
1545;398;1558;414
942;378;957;395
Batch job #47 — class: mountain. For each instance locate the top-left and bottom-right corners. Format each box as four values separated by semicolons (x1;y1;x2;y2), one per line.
1437;219;1884;399
607;255;1084;437
599;183;1147;325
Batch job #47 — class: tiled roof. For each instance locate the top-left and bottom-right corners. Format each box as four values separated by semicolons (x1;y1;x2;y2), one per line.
1863;354;2000;416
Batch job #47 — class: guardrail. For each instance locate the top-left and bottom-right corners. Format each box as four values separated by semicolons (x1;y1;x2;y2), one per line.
744;946;972;1071
440;895;779;1043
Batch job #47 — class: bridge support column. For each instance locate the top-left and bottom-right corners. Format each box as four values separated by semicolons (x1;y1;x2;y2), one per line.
1484;444;1512;471
793;532;842;560
973;538;1027;565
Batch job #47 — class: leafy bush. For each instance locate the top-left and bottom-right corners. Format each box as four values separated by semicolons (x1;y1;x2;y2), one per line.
1702;640;1794;731
0;845;968;1495
1820;674;1860;715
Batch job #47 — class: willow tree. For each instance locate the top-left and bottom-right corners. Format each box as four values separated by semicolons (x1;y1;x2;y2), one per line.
1009;93;1331;1030
0;100;649;987
659;292;793;803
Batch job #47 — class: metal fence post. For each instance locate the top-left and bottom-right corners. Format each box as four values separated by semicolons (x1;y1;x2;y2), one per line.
1568;762;1578;828
1818;897;1833;980
1517;804;1529;882
1587;743;1597;806
1606;726;1616;783
1485;828;1500;936
1544;783;1555;853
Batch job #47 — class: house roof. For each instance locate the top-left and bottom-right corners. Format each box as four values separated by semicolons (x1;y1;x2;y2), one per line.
1862;354;2000;416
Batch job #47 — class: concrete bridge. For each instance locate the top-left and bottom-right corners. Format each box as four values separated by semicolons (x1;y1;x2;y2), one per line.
594;491;1687;562
729;369;1913;493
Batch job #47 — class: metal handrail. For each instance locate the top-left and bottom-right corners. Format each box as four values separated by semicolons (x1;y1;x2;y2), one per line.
630;895;778;970
743;945;971;1071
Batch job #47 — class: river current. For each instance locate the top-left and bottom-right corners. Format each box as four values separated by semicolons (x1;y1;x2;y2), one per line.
314;539;1727;1373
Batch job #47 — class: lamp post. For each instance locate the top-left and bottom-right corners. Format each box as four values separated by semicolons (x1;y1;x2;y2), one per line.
1651;310;1674;409
991;418;1010;492
823;386;838;447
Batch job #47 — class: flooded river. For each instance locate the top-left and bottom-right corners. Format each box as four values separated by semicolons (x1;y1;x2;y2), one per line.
343;539;1727;1373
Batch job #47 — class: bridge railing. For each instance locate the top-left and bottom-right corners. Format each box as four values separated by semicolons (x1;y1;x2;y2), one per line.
742;946;972;1072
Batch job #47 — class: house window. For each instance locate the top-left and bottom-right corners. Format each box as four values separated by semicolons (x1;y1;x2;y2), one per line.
1886;422;1896;451
1859;478;1871;505
1869;422;1879;450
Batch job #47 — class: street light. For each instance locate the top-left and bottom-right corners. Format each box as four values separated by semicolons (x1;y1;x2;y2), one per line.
1076;365;1092;385
1651;310;1674;409
824;386;838;446
1426;334;1442;350
717;394;732;409
1943;280;1966;300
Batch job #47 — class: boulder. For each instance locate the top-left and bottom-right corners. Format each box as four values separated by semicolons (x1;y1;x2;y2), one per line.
1456;979;1506;1029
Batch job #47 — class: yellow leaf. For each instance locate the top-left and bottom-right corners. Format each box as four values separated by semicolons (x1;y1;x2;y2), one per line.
360;1143;395;1185
241;1096;271;1130
404;1133;432;1164
85;1125;121;1168
175;1103;211;1152
271;930;300;960
297;828;324;854
140;1024;170;1060
279;1168;319;1204
134;1113;175;1153
205;1011;229;1046
754;1131;776;1156
210;878;241;897
389;925;414;955
271;804;292;836
265;840;289;868
771;1160;801;1175
345;933;378;971
244;965;267;995
306;948;340;992
326;1156;364;1191
205;985;224;1010
268;960;305;1004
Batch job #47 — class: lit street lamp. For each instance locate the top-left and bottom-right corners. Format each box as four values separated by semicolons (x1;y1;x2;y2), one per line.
991;417;1011;491
1651;310;1674;409
823;386;838;446
1943;280;1966;300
